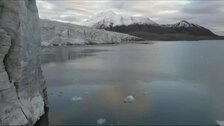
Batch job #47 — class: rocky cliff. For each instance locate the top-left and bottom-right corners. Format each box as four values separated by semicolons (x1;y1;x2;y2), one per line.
41;19;142;46
0;0;47;125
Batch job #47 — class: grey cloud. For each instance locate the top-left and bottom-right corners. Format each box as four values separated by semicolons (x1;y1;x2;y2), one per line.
176;1;224;35
105;1;138;10
36;0;224;35
181;1;224;14
52;15;78;22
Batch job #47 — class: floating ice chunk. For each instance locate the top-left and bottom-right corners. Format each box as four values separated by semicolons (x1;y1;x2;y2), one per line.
97;118;106;125
124;96;136;103
72;96;83;102
217;120;224;126
84;91;89;95
143;91;148;95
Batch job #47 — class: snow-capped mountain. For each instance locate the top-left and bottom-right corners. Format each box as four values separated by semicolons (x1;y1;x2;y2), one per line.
40;19;142;46
84;12;219;41
160;20;216;37
162;20;203;29
84;11;158;29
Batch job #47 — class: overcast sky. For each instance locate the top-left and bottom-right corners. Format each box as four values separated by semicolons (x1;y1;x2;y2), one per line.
37;0;224;35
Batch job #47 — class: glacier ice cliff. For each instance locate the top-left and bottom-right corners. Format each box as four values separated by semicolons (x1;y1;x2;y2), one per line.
0;0;47;125
41;19;142;46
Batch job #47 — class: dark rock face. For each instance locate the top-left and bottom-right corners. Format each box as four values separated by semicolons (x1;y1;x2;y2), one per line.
99;21;221;41
0;0;47;125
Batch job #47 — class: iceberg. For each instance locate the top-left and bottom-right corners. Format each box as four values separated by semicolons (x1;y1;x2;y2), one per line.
97;118;106;125
124;96;136;103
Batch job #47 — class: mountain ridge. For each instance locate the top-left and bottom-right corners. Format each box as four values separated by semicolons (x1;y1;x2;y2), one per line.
84;11;223;41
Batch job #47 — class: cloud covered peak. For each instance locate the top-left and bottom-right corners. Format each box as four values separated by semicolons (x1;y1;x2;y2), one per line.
84;11;158;28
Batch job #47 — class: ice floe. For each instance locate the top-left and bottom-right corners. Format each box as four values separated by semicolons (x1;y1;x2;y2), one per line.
97;118;106;125
217;120;224;126
71;96;83;102
124;96;136;103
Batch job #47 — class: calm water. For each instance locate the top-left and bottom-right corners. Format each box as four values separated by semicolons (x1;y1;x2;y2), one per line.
39;41;224;125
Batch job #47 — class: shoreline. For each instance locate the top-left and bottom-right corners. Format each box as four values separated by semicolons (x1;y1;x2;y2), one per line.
41;39;224;48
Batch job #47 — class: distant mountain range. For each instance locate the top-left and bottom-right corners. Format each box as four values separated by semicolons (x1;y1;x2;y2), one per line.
85;11;223;41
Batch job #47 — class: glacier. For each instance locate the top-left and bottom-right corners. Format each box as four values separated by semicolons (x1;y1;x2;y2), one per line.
41;19;142;46
0;0;47;125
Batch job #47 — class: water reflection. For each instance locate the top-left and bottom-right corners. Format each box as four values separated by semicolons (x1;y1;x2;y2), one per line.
40;41;224;125
146;81;214;125
41;46;107;64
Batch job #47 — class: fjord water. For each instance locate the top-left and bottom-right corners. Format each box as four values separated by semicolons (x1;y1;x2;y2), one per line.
40;41;224;125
